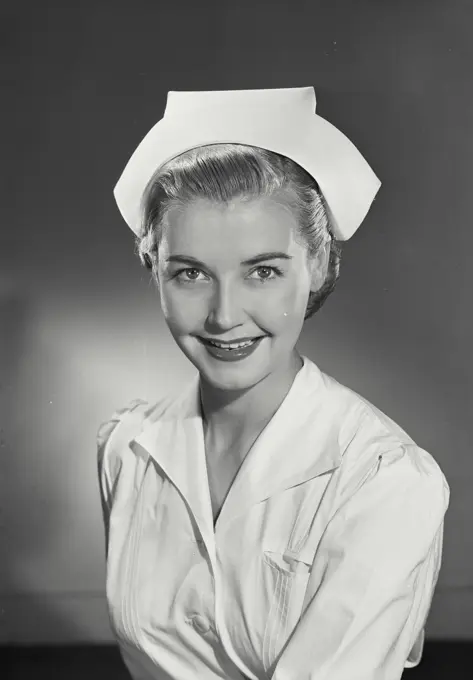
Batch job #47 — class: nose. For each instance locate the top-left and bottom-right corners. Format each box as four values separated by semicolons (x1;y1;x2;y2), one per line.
206;279;244;329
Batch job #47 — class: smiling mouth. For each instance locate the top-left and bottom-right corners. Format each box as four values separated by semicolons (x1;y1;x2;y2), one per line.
201;337;263;350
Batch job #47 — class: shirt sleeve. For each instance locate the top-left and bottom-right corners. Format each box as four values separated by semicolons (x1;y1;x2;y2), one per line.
271;445;450;680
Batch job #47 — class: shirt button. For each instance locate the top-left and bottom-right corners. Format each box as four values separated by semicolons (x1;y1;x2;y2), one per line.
192;615;210;634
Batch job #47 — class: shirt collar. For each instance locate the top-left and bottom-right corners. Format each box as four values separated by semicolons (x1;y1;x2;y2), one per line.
133;355;342;533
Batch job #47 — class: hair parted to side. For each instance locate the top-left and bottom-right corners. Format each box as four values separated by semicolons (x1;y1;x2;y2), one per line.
135;143;342;321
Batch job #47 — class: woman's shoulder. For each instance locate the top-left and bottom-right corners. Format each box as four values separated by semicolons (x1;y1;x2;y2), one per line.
96;395;172;479
317;369;450;504
318;369;414;445
97;398;149;447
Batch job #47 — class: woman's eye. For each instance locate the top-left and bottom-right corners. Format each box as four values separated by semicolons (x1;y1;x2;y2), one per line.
251;266;283;281
173;265;283;284
176;268;202;282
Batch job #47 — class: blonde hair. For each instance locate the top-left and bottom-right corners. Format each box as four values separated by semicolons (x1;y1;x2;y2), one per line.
135;143;342;320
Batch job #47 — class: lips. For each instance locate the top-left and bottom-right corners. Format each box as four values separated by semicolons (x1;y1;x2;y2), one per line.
200;336;263;347
199;335;264;362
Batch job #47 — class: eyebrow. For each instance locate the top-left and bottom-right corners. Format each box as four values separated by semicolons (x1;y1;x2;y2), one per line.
165;252;293;267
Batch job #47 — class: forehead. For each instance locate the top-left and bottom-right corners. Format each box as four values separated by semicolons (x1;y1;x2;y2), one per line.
160;195;302;257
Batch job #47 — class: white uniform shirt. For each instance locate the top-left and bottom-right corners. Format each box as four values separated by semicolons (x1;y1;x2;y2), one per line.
97;355;449;680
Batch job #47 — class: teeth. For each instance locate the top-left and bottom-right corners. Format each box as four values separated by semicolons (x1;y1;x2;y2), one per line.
209;338;256;350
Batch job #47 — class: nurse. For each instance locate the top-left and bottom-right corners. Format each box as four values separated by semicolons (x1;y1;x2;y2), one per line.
98;87;449;680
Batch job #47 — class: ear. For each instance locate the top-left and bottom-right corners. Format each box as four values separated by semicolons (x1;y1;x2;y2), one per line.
309;241;331;294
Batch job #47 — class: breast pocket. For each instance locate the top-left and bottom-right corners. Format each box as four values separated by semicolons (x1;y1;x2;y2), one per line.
256;472;339;674
261;550;313;674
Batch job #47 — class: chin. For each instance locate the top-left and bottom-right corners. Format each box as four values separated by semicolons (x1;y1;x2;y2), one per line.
202;369;270;396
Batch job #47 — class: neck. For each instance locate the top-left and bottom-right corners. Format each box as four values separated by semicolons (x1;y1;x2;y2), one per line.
199;350;303;449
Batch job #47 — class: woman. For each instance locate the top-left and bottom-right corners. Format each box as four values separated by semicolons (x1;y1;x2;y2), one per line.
97;87;449;680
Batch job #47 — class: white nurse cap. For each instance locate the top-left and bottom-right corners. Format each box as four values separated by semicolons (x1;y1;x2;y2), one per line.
113;86;381;241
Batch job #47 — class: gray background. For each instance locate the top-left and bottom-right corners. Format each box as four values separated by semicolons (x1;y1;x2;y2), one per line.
2;0;472;643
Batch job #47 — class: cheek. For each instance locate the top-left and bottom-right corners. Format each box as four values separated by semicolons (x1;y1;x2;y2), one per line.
259;286;307;332
159;290;185;323
271;280;309;315
160;288;204;331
